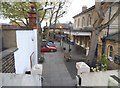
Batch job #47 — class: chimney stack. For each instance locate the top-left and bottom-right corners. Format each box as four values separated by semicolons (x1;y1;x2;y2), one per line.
82;5;87;11
28;2;37;29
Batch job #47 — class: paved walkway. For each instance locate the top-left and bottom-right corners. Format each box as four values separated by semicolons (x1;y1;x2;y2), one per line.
61;42;86;61
42;42;76;86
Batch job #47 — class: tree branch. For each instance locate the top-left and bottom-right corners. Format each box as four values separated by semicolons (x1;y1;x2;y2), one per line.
99;5;120;31
40;2;48;23
95;0;104;19
93;2;114;28
10;19;21;27
18;19;27;26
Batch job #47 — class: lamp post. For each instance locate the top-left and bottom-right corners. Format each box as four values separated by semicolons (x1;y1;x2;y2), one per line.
59;25;62;46
68;21;72;52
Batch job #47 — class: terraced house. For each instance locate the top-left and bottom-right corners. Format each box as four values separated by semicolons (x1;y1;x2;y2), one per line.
71;2;120;69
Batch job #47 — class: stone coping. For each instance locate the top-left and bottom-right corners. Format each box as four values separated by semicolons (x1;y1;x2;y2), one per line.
0;47;18;60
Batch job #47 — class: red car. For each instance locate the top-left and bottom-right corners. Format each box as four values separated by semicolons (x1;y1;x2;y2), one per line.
41;45;57;52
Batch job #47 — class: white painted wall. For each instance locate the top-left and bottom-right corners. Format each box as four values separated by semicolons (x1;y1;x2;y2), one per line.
0;73;41;86
14;30;38;74
79;70;119;86
33;29;38;65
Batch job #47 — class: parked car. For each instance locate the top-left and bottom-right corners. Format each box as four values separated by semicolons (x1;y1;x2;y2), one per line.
47;41;55;47
41;39;47;47
41;45;57;52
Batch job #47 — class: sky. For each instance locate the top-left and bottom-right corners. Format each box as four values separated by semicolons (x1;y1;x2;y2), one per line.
59;0;95;23
0;0;95;25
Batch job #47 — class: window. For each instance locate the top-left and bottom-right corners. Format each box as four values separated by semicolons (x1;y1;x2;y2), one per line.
75;20;77;28
108;46;113;61
87;14;91;26
82;17;85;27
77;18;80;27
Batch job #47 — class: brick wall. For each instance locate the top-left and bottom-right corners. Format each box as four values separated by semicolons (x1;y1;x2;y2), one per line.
105;40;120;69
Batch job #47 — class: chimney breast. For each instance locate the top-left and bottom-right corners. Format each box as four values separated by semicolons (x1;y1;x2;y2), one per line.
82;5;87;11
28;2;37;29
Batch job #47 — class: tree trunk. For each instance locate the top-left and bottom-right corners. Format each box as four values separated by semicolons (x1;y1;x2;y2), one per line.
87;29;99;67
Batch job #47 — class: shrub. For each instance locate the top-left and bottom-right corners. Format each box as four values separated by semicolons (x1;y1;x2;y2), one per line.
91;54;108;72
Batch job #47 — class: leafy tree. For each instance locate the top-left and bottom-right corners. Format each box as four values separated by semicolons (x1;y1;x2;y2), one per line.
0;2;49;27
0;1;70;27
0;2;31;26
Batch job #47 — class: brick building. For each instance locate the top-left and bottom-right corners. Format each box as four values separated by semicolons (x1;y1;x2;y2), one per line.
71;2;119;68
104;32;120;69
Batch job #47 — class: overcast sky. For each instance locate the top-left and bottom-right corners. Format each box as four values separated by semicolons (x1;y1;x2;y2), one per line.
59;0;95;23
0;0;95;25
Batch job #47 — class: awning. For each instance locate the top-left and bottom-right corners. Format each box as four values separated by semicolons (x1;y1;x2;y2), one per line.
64;31;91;36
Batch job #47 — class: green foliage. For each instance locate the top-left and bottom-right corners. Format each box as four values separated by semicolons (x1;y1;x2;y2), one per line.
1;2;30;19
0;1;70;26
91;54;108;72
100;54;108;71
0;2;44;26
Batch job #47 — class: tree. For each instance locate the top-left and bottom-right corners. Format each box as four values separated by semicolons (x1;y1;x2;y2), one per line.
45;1;70;40
0;2;30;26
0;2;49;27
87;0;120;66
39;1;70;40
0;1;70;27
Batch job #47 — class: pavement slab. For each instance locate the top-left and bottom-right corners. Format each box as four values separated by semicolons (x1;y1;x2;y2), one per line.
42;42;76;87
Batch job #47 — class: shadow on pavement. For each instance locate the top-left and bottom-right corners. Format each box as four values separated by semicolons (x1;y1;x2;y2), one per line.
64;60;77;80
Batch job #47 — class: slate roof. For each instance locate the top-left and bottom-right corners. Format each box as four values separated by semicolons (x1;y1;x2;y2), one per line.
72;27;92;32
45;23;70;29
105;32;120;42
73;2;106;18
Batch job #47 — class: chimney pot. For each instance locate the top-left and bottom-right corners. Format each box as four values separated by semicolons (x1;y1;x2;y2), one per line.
82;5;87;11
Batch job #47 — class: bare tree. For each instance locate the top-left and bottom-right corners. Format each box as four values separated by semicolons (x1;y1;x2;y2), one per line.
87;0;120;66
44;1;70;40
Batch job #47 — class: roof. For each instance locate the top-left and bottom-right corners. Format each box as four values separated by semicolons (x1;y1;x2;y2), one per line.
0;23;32;30
44;23;71;29
73;5;95;18
73;2;105;18
105;32;120;42
72;27;92;32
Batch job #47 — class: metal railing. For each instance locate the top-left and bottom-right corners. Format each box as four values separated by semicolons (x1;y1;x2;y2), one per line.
30;52;34;69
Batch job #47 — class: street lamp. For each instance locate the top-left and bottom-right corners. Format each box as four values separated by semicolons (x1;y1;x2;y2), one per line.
68;21;72;52
59;25;62;46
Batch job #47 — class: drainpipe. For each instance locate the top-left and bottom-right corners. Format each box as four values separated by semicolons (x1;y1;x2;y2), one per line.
102;7;112;54
107;7;112;36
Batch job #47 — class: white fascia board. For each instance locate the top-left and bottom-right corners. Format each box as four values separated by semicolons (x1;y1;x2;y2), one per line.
64;31;91;36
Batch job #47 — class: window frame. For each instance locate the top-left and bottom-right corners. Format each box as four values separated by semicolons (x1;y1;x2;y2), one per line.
108;45;113;61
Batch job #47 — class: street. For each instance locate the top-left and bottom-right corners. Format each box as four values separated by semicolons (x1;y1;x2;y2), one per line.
42;42;76;86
